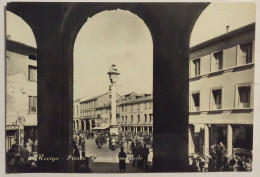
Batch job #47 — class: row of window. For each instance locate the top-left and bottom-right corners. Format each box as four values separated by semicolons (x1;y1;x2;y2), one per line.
190;84;252;111
121;102;152;112
191;42;253;77
80;101;96;109
104;118;111;124
120;114;153;123
81;110;96;117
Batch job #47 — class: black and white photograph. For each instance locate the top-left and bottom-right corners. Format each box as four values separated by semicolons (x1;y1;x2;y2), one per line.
2;0;259;174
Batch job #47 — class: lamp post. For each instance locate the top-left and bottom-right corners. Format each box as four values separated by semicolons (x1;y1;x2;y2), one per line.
107;64;120;135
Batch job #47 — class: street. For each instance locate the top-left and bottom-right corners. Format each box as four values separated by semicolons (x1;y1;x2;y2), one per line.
83;138;145;173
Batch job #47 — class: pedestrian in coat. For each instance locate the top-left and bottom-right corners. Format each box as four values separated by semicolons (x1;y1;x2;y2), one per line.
118;147;127;173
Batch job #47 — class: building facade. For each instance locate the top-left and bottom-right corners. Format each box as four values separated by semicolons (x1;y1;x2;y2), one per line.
188;23;255;157
117;93;153;133
73;92;153;133
6;39;38;151
73;92;121;131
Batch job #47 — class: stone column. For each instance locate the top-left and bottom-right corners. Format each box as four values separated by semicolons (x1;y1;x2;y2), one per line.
227;125;233;157
204;124;209;156
89;119;92;132
79;121;82;130
147;126;150;134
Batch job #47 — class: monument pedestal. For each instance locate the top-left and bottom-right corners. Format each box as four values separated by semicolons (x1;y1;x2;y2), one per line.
110;124;119;135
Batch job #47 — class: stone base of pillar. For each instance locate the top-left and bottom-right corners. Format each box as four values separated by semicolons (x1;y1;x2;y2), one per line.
110;124;119;135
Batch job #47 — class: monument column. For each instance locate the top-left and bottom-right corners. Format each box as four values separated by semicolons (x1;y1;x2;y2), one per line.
107;64;120;135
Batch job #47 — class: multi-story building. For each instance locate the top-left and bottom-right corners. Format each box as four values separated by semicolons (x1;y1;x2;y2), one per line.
188;23;255;157
73;92;153;133
73;92;121;131
117;92;153;133
6;39;37;151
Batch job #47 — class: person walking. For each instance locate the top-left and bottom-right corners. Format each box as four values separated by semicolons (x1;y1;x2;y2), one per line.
73;146;80;171
27;138;33;154
9;153;26;173
143;144;149;170
20;146;29;164
132;142;138;167
118;147;127;173
136;143;142;168
77;151;91;173
111;137;116;151
34;139;38;152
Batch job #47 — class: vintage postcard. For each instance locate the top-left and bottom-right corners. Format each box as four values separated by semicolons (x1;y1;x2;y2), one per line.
2;0;259;174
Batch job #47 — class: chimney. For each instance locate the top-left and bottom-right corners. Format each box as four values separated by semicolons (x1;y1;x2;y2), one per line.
226;25;230;33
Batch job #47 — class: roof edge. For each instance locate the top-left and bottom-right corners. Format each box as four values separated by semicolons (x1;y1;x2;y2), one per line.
190;23;255;53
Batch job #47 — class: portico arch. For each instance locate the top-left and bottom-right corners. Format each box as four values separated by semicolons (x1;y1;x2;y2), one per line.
92;119;96;128
81;120;84;131
7;2;208;172
76;120;79;129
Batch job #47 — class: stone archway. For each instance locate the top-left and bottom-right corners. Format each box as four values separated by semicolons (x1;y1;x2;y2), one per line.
86;119;90;131
7;2;208;172
92;119;96;128
76;120;79;130
81;120;84;131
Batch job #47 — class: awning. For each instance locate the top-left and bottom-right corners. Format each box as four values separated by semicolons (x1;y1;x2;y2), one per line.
92;125;110;130
6;125;19;130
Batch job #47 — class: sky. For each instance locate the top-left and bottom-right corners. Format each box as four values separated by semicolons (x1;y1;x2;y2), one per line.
6;11;37;48
5;3;256;99
73;10;153;99
190;2;256;47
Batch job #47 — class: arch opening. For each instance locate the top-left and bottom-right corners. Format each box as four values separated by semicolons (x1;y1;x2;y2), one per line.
72;9;153;169
5;10;38;156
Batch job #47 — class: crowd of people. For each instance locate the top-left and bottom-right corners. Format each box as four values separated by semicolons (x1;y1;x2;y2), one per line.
116;131;154;172
6;139;38;173
72;132;91;173
7;131;252;173
72;130;154;173
189;140;252;172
